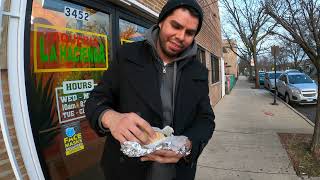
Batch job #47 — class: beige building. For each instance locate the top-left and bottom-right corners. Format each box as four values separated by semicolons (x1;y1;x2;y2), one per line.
223;39;238;78
0;0;222;179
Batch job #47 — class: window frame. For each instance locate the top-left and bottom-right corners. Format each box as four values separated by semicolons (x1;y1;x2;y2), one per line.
197;45;206;66
116;9;153;47
211;54;220;84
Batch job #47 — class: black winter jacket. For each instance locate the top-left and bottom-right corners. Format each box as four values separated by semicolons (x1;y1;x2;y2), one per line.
85;40;215;180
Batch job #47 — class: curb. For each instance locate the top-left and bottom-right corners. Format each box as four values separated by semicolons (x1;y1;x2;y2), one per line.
267;90;315;127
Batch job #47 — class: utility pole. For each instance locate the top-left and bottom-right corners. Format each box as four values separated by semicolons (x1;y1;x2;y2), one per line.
271;46;280;105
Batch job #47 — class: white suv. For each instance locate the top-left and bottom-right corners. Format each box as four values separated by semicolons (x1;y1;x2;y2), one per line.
276;72;318;104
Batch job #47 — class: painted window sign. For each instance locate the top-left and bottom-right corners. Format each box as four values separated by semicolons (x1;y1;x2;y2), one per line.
33;23;108;73
64;6;90;21
55;80;95;124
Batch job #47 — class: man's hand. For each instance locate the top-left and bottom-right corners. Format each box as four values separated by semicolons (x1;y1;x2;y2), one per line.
140;150;183;163
140;139;192;163
101;111;156;144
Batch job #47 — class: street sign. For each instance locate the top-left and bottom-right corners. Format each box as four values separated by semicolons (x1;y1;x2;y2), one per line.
250;59;254;66
271;46;280;57
271;46;279;105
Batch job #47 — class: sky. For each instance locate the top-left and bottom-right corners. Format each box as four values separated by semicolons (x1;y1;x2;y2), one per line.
217;0;284;58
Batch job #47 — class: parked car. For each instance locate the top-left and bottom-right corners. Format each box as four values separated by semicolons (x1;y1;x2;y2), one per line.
276;72;318;104
264;71;284;91
285;69;300;73
259;71;265;85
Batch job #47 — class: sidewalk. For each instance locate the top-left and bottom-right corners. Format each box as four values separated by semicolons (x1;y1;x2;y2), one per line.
195;76;314;180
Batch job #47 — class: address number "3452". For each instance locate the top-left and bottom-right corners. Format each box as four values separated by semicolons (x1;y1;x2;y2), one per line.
64;6;89;21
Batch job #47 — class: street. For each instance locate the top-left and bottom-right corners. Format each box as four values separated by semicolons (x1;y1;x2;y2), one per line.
292;104;316;124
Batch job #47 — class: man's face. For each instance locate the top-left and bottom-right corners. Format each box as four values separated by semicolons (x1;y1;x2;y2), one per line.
158;8;199;58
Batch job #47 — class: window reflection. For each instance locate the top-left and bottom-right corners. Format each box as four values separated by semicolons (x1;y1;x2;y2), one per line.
28;0;111;179
119;18;147;44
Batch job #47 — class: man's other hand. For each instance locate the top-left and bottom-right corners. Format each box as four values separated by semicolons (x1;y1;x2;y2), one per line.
140;150;183;163
101;111;156;144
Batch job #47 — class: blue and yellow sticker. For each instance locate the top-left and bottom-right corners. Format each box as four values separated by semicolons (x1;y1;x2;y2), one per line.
62;121;85;156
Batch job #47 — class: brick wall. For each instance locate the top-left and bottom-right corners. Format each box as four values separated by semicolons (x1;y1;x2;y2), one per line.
209;83;222;106
137;0;165;13
0;130;15;179
196;0;222;57
0;70;29;179
1;8;28;179
223;40;238;78
0;9;15;179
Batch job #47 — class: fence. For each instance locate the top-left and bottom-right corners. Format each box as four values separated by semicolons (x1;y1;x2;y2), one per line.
225;74;236;94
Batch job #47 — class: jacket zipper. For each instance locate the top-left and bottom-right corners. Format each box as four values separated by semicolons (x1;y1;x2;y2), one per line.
162;66;166;73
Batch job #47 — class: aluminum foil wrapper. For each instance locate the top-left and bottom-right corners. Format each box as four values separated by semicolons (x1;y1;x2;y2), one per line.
120;126;191;157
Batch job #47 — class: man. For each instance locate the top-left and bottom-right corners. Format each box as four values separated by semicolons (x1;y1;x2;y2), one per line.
85;0;215;179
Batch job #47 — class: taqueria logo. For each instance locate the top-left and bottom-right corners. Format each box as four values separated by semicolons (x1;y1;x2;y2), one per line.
33;23;108;73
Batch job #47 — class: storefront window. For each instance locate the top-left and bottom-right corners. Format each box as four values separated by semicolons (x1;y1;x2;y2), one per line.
27;0;111;179
119;18;147;44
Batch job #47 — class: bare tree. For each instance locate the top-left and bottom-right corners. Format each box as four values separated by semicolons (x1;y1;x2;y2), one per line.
264;0;320;158
221;0;276;88
257;55;273;71
276;46;290;70
279;38;307;69
238;57;251;76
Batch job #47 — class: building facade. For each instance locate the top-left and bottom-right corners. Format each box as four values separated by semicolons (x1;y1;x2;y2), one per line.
0;0;222;179
223;39;238;78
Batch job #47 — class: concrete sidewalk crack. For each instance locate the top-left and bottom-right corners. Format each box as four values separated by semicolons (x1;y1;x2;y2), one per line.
197;165;294;175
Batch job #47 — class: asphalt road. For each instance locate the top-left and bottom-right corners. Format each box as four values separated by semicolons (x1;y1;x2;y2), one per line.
291;104;316;124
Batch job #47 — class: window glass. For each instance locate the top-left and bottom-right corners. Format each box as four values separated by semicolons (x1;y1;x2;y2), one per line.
27;0;111;179
119;18;147;44
284;75;288;83
211;55;219;84
197;47;206;66
259;72;265;78
279;75;284;81
288;74;313;84
269;73;282;79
